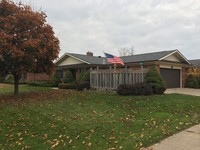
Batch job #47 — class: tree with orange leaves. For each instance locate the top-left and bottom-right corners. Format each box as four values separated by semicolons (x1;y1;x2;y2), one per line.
0;0;60;94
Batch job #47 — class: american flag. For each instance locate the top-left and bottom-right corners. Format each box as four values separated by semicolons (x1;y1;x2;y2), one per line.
104;52;124;65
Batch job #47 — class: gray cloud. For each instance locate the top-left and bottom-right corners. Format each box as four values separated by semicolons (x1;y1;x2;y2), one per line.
14;0;200;59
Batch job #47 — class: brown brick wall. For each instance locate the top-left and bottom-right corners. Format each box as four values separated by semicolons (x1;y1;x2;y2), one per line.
181;67;188;88
26;73;51;81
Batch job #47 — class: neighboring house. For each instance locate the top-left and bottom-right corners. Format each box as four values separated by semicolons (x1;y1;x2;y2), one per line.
56;50;192;88
189;59;200;67
188;59;200;76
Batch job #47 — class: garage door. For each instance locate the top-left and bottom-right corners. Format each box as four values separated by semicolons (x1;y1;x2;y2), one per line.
160;68;180;88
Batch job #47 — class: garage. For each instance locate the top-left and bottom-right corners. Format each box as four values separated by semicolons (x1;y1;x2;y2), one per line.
160;68;180;88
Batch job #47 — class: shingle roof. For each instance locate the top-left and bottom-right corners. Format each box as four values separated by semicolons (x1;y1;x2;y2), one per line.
57;49;190;65
67;53;106;64
68;50;178;64
121;50;176;63
189;59;200;67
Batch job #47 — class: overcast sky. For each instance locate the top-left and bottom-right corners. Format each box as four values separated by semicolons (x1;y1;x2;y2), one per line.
14;0;200;59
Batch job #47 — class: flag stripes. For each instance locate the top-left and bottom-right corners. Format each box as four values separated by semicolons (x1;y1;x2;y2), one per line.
104;52;124;65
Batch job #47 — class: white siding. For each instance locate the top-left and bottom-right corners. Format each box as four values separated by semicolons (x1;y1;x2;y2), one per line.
163;54;181;62
58;57;84;66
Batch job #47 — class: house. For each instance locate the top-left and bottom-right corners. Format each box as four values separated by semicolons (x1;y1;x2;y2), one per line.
21;72;51;81
189;59;200;67
188;59;200;76
55;50;192;88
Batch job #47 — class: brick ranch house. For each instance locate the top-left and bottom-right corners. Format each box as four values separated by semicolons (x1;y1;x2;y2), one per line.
55;49;193;88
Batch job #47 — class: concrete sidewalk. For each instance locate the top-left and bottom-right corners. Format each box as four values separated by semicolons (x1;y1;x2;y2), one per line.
152;124;200;150
165;88;200;96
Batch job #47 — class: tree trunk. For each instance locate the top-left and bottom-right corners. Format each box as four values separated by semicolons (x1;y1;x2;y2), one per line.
14;74;19;95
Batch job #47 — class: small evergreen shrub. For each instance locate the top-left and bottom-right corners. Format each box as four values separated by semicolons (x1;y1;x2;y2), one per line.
145;67;166;94
117;83;153;96
185;74;199;88
58;83;77;89
63;70;74;83
77;81;90;91
51;72;61;87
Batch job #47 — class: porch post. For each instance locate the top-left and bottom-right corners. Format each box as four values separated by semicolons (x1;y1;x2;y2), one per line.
125;66;128;84
97;66;99;90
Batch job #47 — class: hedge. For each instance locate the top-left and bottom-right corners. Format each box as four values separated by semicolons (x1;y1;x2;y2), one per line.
77;81;90;91
117;83;153;96
185;74;199;88
27;81;51;87
58;83;77;89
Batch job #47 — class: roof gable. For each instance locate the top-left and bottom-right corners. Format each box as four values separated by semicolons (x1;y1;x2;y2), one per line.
58;56;85;66
159;50;191;64
162;54;182;62
55;53;105;66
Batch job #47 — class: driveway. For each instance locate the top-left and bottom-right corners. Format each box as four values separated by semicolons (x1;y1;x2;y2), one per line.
165;88;200;96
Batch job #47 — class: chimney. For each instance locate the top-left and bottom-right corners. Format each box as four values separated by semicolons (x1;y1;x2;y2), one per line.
86;51;93;56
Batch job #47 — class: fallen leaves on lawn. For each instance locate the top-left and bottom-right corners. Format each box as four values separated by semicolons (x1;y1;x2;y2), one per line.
0;90;79;106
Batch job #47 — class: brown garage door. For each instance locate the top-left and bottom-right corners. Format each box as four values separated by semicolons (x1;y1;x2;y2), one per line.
160;68;180;88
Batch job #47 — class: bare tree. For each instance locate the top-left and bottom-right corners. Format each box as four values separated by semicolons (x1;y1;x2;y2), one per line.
119;46;134;56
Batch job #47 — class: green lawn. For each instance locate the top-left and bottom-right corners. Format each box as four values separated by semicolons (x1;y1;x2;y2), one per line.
0;84;51;94
0;86;199;149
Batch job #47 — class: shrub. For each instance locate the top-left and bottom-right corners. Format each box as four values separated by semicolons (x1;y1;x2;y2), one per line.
19;80;27;85
4;74;14;84
0;75;5;83
139;83;153;95
145;67;166;94
27;81;51;87
117;83;153;96
58;83;77;89
63;70;74;83
76;71;85;84
77;81;90;91
117;84;134;95
81;71;90;82
51;72;61;87
197;77;200;88
185;74;199;88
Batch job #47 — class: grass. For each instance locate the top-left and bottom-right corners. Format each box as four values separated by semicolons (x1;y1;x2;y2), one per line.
0;86;199;149
0;84;51;94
